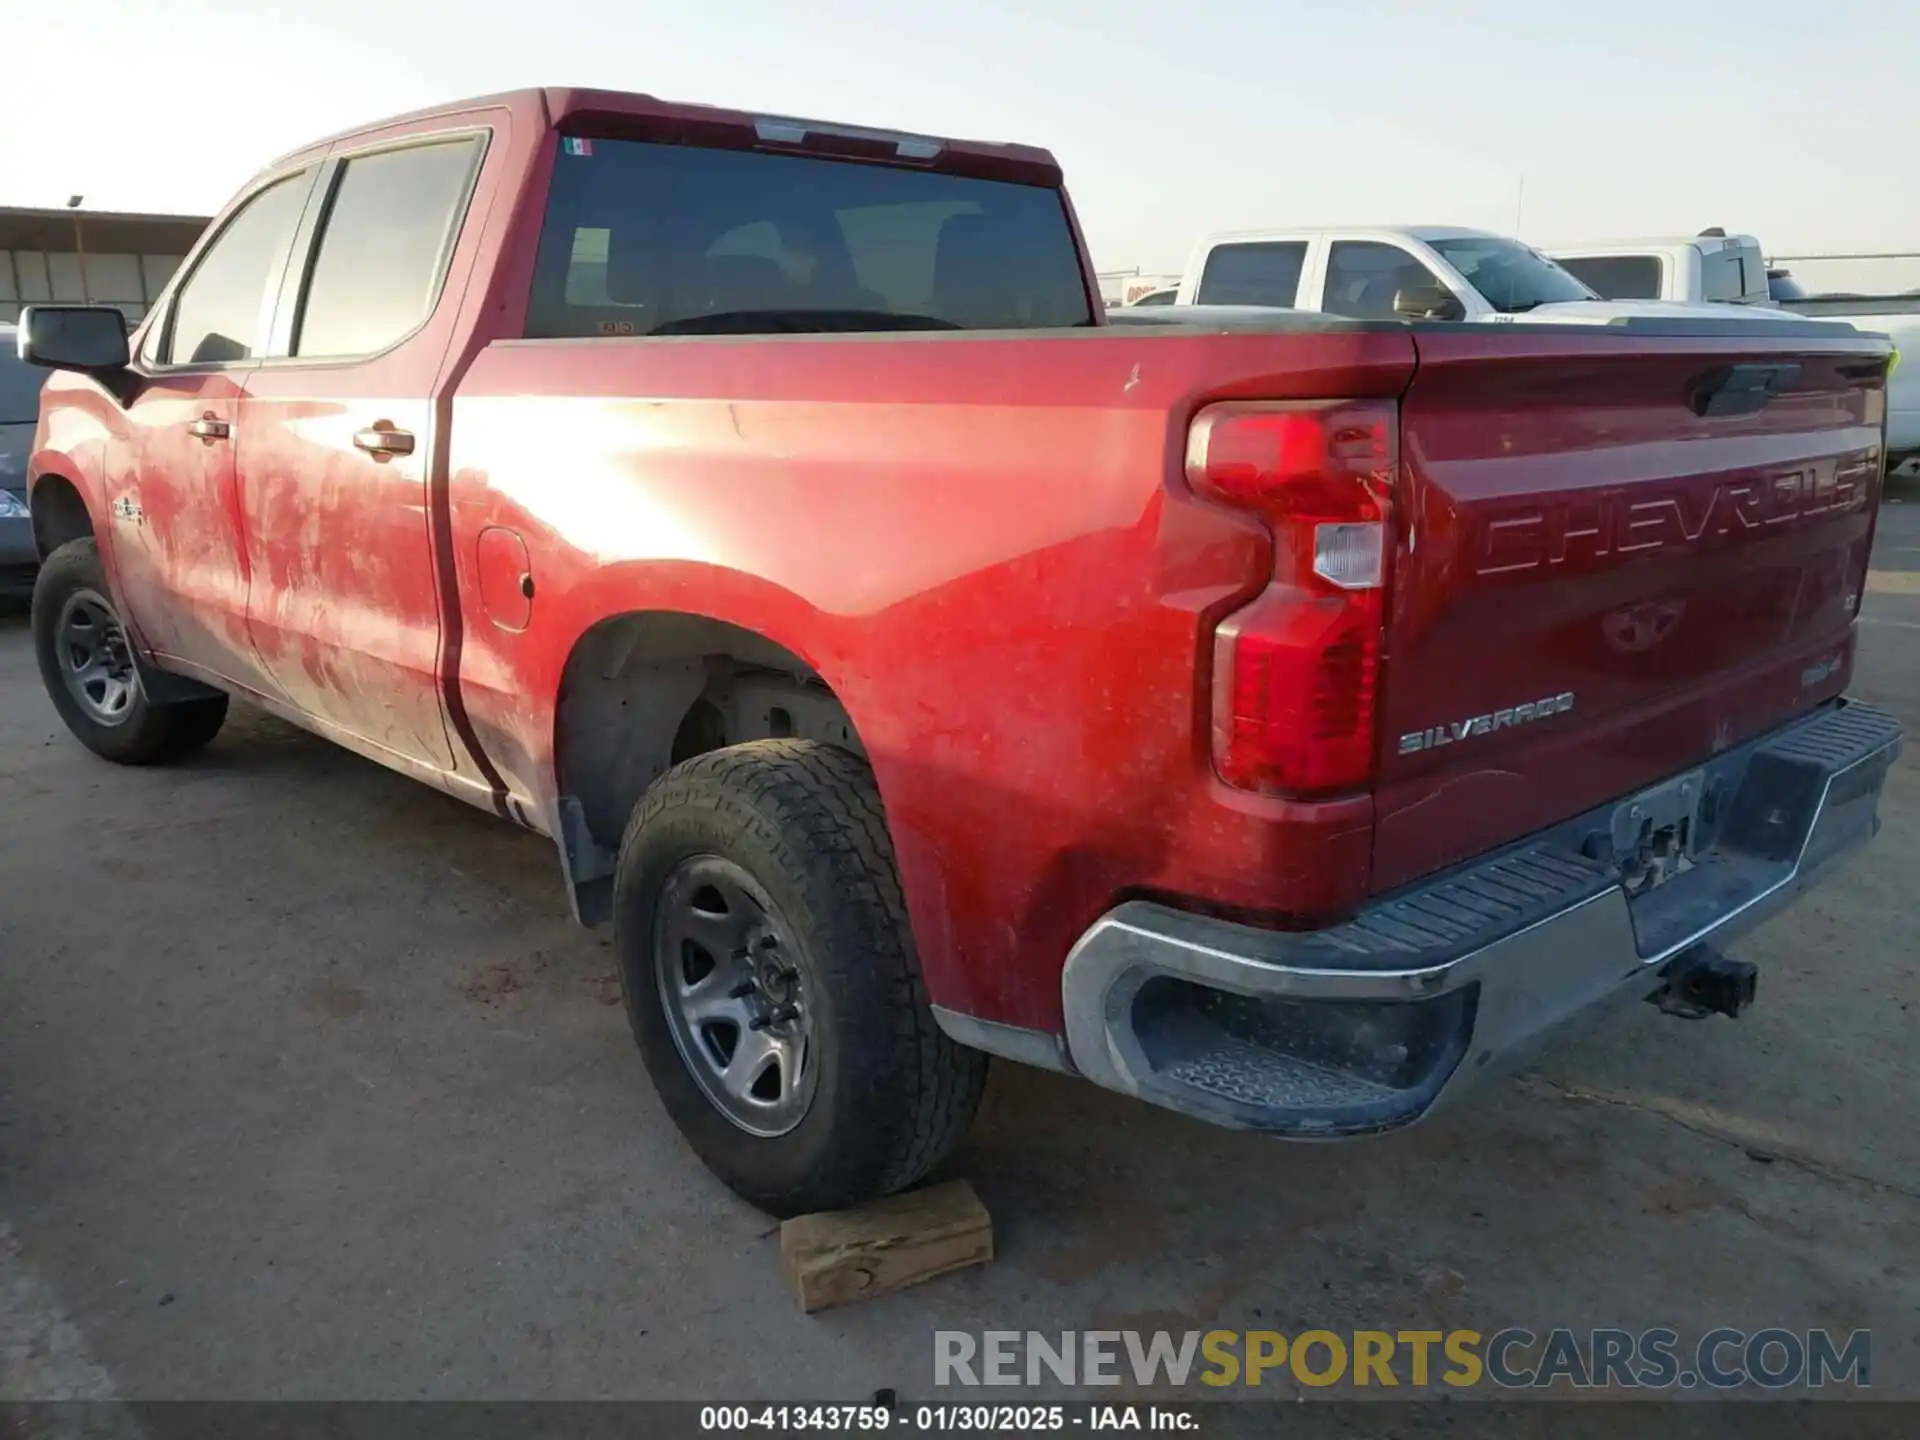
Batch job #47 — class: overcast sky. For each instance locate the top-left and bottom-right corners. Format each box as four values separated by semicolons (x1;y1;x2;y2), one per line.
8;0;1915;275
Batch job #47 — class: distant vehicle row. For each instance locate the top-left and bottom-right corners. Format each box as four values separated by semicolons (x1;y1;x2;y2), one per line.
1547;232;1917;470
1121;225;1773;325
17;87;1900;1214
1116;226;1914;470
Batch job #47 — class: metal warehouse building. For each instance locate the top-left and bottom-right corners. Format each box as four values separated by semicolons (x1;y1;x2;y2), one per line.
0;206;210;325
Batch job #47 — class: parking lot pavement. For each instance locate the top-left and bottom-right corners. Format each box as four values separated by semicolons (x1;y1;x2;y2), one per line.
2;495;1918;1406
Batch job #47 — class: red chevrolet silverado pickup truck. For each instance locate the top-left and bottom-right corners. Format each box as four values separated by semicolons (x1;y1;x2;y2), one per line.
17;88;1903;1216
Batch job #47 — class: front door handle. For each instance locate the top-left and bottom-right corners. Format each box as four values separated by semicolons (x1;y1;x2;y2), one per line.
187;413;230;443
353;424;415;460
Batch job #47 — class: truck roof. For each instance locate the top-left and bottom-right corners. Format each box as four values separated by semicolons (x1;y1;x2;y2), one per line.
1549;234;1762;255
269;86;1061;186
1198;225;1509;245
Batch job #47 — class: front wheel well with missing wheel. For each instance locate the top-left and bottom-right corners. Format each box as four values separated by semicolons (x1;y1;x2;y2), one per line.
551;612;867;923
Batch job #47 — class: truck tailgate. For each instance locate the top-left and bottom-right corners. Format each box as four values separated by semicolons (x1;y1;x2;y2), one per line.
1373;324;1890;892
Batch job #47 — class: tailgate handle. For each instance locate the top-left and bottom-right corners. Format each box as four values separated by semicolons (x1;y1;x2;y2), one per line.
1688;363;1800;417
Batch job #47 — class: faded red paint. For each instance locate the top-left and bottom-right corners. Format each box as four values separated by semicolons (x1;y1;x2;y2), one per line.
26;88;1894;1040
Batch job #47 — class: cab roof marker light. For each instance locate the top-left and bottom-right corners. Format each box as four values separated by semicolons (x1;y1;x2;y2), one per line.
752;116;944;160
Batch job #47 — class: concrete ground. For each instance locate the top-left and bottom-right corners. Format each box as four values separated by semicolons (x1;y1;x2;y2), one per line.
2;494;1918;1408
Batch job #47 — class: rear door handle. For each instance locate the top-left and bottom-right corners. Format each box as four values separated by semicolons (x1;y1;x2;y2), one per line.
353;424;415;460
187;414;230;442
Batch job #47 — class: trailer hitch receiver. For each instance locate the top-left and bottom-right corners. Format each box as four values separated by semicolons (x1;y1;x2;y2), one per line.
1652;945;1758;1020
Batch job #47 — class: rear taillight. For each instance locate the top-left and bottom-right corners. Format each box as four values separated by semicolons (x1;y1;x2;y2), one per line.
1186;400;1396;797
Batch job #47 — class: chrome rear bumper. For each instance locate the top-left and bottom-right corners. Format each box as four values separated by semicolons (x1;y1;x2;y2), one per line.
1055;700;1901;1137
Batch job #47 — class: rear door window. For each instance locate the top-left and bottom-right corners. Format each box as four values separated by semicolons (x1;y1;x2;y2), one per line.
1322;242;1445;320
0;350;46;423
1702;249;1746;303
525;139;1091;336
293;138;482;358
1194;242;1308;307
1556;254;1664;300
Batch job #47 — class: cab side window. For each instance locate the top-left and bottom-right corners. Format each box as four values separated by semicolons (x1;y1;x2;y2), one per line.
292;139;482;359
164;172;312;366
1701;250;1746;303
1195;242;1308;307
1323;242;1444;320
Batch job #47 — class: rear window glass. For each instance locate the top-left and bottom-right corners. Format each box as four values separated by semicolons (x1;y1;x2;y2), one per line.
0;349;46;424
524;139;1091;337
1556;254;1663;300
1194;242;1307;307
1702;250;1746;303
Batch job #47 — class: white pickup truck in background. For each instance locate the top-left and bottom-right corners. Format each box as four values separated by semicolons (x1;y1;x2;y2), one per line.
1773;256;1918;473
1147;225;1759;325
1548;231;1773;306
1778;294;1919;472
1129;224;1909;470
1544;234;1916;471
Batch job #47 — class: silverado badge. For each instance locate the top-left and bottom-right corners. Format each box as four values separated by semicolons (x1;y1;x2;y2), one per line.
1399;692;1575;756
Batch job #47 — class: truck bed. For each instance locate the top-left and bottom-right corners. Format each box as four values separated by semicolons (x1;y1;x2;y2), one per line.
447;315;1893;1033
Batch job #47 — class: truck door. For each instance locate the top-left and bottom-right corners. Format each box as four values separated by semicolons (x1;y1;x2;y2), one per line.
235;135;486;772
111;169;316;693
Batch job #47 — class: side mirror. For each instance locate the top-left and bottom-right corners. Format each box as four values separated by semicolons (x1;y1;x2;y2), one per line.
1392;285;1467;322
17;305;131;373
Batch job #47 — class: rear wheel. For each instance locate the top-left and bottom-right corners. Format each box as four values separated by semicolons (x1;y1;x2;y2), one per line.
614;739;986;1216
32;538;228;765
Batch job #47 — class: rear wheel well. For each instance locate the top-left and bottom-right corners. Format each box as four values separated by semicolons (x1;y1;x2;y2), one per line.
30;474;94;558
553;612;866;919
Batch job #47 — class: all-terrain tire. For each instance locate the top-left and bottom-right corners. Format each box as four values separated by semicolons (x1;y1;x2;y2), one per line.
614;739;987;1216
32;538;229;765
